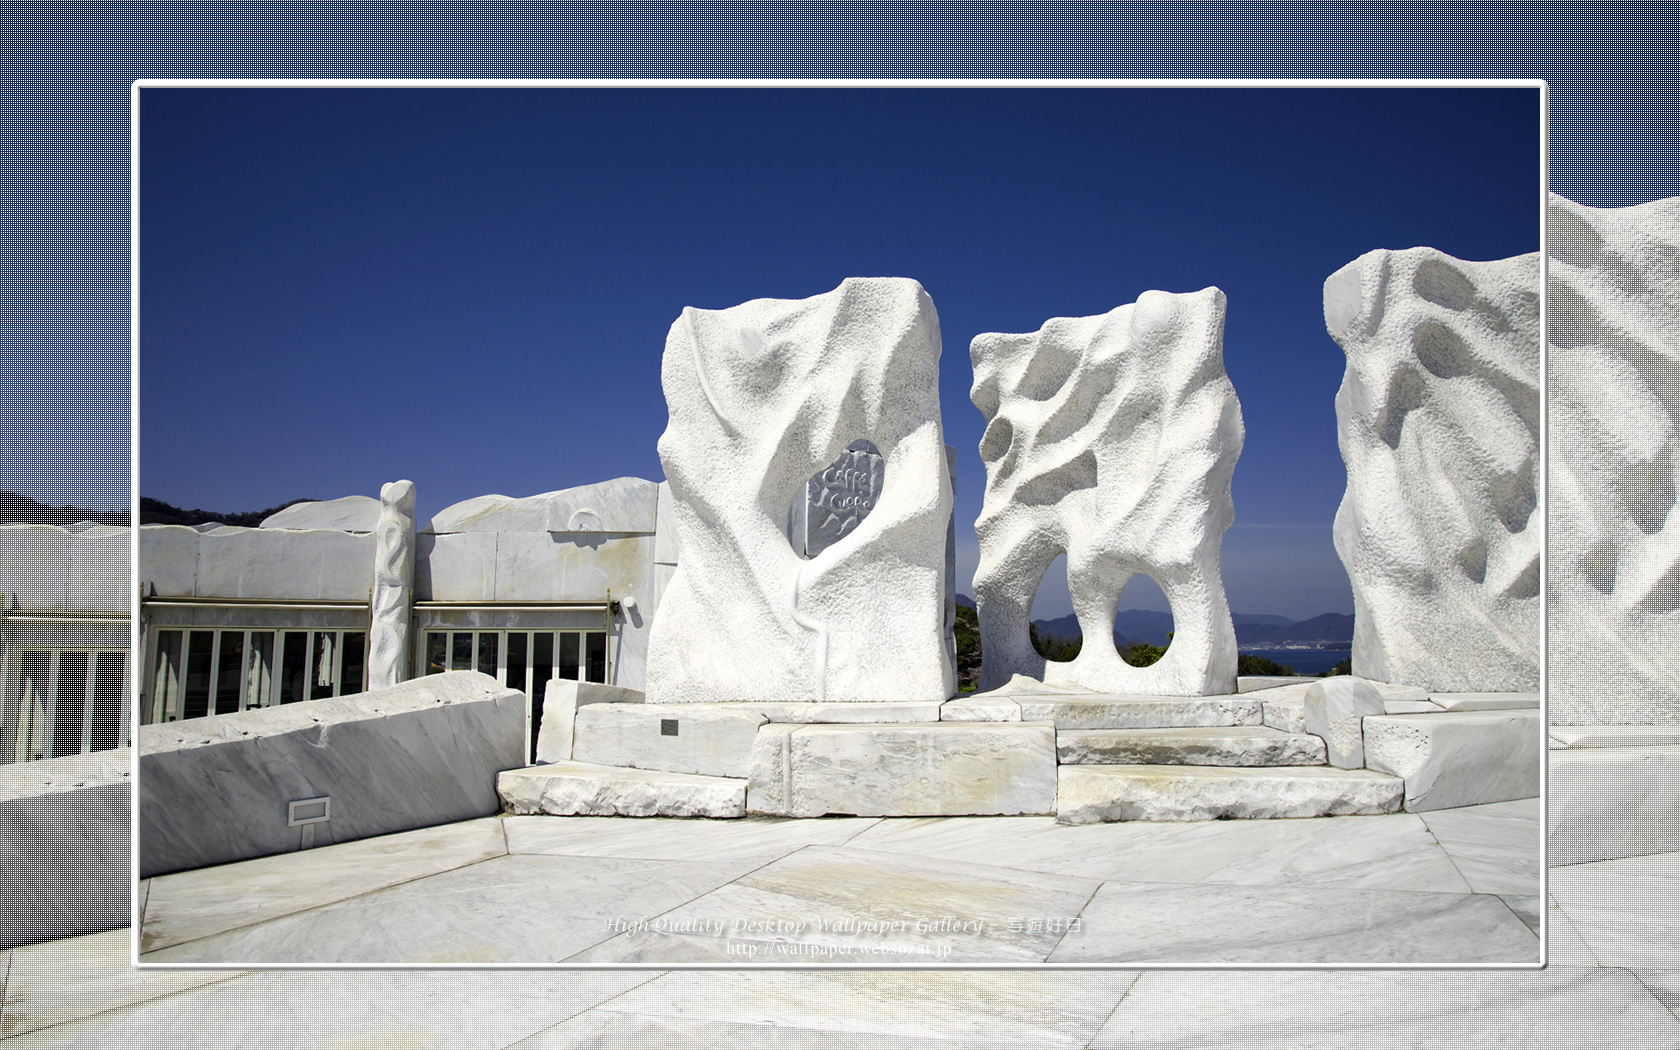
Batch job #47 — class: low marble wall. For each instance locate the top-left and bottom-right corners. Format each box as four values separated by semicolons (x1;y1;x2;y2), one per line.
138;671;524;877
0;750;131;949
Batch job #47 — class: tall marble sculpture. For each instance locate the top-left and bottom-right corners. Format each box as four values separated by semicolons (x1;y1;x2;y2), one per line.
1324;246;1540;691
645;277;955;703
970;288;1244;695
1547;193;1680;723
367;479;416;690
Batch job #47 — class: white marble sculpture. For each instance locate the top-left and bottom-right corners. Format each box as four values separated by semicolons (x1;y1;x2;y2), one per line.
970;288;1244;695
1547;193;1680;723
367;480;416;690
644;277;954;703
1324;246;1540;691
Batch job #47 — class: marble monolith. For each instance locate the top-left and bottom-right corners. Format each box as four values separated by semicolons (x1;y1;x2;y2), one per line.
1325;247;1540;691
970;288;1244;695
367;480;415;690
645;277;954;703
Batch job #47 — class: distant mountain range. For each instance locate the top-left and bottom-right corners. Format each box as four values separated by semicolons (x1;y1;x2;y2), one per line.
952;595;1352;648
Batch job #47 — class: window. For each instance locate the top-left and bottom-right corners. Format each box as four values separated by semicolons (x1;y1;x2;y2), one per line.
423;629;609;762
0;648;128;764
147;628;367;723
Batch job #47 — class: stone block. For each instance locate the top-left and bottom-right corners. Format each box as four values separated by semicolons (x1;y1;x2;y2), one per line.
260;494;381;532
1056;726;1327;767
1255;677;1431;733
425;476;660;535
1014;694;1263;730
194;526;373;601
490;531;656;603
1303;677;1386;769
1056;764;1403;823
645;278;954;704
747;722;1057;818
1551;726;1680;748
572;702;766;778
533;680;644;763
66;528;129;614
1361;710;1541;812
414;531;497;601
138;524;199;598
971;288;1243;696
497;761;745;818
939;695;1023;722
719;701;943;724
0;750;130;949
0;524;70;611
367;480;416;691
1427;691;1539;711
138;671;525;877
1549;744;1680;864
653;480;679;565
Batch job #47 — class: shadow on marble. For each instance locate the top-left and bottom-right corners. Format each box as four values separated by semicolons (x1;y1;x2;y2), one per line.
142;853;766;965
0;928;242;1039
1049;881;1538;964
1634;971;1680;1023
567;845;1101;964
140;816;508;954
1088;969;1680;1049
504;814;881;864
1547;896;1601;967
845;813;1472;893
1418;797;1541;895
1550;851;1680;970
0;969;660;1049
514;970;1139;1048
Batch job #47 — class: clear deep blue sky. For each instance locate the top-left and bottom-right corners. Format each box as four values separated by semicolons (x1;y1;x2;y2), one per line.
139;85;1540;621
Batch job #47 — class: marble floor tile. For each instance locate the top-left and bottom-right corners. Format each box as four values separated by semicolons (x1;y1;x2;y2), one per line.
1550;851;1680;970
518;970;1138;1047
0;969;660;1049
1634;971;1680;1021
846;812;1471;893
141;852;766;965
568;845;1102;963
140;816;508;954
1547;895;1602;966
0;928;242;1039
1089;969;1680;1049
504;813;881;864
1049;881;1539;964
1418;797;1541;894
1500;893;1540;933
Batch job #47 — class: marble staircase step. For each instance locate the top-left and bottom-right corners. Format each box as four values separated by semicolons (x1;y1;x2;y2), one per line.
497;761;746;819
1012;694;1265;730
1056;764;1404;823
1057;725;1327;767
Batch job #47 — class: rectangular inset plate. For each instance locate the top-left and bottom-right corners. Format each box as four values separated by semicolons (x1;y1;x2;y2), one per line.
661;719;679;737
288;796;331;826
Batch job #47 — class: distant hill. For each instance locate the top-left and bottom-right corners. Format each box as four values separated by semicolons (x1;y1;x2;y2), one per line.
1233;613;1354;645
1031;609;1355;649
0;490;128;526
140;495;317;528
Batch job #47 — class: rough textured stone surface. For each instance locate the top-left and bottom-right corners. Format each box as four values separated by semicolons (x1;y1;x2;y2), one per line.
1549;744;1680;863
1255;677;1432;733
497;761;746;818
1057;726;1327;767
939;695;1023;722
1303;677;1386;769
534;680;644;764
260;495;381;532
1361;711;1541;812
138;671;524;877
571;703;768;778
971;288;1243;696
747;722;1057;817
367;480;415;691
424;476;660;535
646;277;954;703
1014;694;1263;730
1325;246;1539;691
0;751;130;949
1057;764;1404;823
1547;194;1680;724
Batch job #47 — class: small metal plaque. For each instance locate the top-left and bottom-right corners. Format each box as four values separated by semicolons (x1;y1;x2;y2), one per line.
288;796;331;826
661;719;679;737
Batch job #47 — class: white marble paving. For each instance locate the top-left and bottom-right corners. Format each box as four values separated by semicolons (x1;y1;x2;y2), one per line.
1050;881;1538;964
1634;971;1680;1022
1550;851;1680;970
504;813;881;864
140;816;507;954
142;853;766;965
569;845;1101;964
1418;796;1542;894
1088;969;1680;1049
1547;895;1602;967
0;929;242;1039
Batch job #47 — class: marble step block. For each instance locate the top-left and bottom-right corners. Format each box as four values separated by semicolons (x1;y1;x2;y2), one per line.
1014;694;1264;730
571;703;768;779
747;722;1057;818
1551;726;1680;749
1259;686;1442;734
1058;764;1403;823
713;700;944;724
1427;692;1540;712
534;680;645;764
1549;744;1680;864
939;695;1023;722
1056;726;1327;767
498;762;746;819
1361;711;1541;812
138;671;525;878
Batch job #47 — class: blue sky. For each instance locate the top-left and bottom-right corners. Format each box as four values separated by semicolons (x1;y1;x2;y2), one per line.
139;85;1540;621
